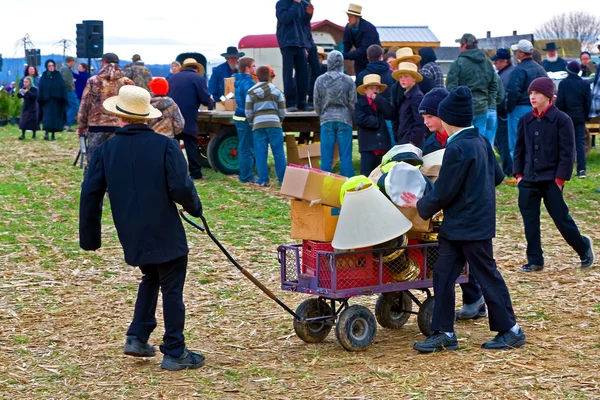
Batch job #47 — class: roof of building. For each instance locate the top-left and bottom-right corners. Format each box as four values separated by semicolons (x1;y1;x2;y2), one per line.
377;26;439;44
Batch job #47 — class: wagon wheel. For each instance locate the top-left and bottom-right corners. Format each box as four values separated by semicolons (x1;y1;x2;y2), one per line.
417;296;435;337
335;305;376;351
293;298;333;343
375;291;413;329
206;127;239;175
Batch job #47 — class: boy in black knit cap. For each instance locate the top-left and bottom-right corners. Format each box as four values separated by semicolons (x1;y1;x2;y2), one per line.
514;77;594;272
402;86;525;353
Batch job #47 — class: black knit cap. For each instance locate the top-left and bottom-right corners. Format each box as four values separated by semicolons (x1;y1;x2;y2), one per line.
437;86;473;127
528;77;555;100
418;88;449;116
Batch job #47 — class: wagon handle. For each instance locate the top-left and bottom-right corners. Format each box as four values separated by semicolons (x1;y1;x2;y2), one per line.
179;209;303;321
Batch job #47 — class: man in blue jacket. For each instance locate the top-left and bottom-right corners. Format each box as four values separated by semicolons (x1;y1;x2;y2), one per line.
276;0;312;112
79;85;205;371
401;87;525;353
208;47;244;101
168;58;215;180
343;3;381;76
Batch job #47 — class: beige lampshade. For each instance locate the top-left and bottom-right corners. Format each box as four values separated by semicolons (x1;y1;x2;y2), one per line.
332;184;413;250
422;149;446;167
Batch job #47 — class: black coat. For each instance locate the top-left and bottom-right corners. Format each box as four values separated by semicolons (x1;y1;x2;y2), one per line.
542;57;568;73
276;0;308;48
556;74;592;125
505;58;547;114
379;85;428;148
17;87;40;131
354;95;392;152
417;128;504;241
79;124;203;267
513;104;575;182
387;78;434;134
38;71;67;132
168;68;214;138
342;18;381;75
422;133;444;156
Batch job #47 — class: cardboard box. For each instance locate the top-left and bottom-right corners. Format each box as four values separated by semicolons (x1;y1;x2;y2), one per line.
285;135;321;167
224;77;235;99
215;99;236;111
291;200;340;241
398;207;432;233
420;164;441;182
281;165;347;208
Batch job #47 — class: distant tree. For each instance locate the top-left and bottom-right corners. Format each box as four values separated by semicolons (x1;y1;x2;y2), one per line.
534;11;600;51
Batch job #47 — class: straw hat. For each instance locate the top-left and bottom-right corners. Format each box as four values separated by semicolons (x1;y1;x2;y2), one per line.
317;46;327;59
390;47;421;68
181;58;205;75
392;62;423;82
357;74;387;96
103;85;162;120
346;3;362;17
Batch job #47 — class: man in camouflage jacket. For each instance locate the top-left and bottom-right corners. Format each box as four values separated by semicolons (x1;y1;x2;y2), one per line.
77;53;134;173
125;54;153;93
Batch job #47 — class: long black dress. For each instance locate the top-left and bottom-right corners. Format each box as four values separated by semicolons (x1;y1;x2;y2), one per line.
17;86;40;131
38;60;67;132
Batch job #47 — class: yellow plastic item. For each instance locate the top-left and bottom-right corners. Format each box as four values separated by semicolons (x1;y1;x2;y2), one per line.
339;175;377;205
380;161;398;174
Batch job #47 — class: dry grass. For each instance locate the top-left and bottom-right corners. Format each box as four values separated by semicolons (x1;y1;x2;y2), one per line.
0;125;599;399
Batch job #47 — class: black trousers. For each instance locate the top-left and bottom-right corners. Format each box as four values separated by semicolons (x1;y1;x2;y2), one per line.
574;122;586;173
177;133;203;179
306;46;323;104
127;254;188;358
431;238;516;333
281;46;308;109
518;180;588;266
495;115;513;176
460;273;483;305
359;151;383;176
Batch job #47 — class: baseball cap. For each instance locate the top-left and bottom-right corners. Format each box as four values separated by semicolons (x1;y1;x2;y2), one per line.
456;33;477;46
491;48;511;61
102;53;120;63
510;40;533;54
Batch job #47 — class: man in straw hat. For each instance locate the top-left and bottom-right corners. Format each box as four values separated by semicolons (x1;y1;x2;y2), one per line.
355;74;392;175
79;85;205;370
355;45;394;99
168;57;214;180
276;0;312;112
77;52;134;174
209;46;245;102
401;86;526;353
446;33;498;138
342;3;381;75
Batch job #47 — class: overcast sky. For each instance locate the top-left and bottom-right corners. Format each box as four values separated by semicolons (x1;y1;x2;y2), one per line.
0;0;593;65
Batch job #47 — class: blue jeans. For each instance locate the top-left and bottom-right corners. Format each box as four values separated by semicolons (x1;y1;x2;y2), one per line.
66;91;79;127
233;119;255;183
320;121;354;177
481;109;498;148
495;114;513;176
253;127;287;185
508;105;532;160
472;112;487;137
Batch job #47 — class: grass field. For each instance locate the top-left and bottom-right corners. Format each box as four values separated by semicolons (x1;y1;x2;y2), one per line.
0;124;599;399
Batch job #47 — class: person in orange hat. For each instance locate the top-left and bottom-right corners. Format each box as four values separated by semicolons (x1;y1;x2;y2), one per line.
147;77;184;139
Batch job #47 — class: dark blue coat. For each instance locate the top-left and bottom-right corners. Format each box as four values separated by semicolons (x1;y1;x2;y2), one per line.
387;78;434;135
556;74;592;125
542;57;568;73
422;133;444;155
79;124;202;267
73;71;89;100
209;62;236;101
505;58;547;114
276;0;307;48
168;68;214;138
417;128;504;241
355;61;394;100
378;85;428;148
301;0;315;48
342;18;381;75
513;104;575;181
354;95;392;152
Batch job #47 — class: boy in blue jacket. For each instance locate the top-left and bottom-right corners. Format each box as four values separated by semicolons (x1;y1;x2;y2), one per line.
233;58;257;183
402;87;525;352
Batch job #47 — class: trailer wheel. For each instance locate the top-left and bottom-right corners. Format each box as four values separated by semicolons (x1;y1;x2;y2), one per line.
293;298;333;343
375;291;412;329
417;296;435;337
207;127;239;175
335;305;376;351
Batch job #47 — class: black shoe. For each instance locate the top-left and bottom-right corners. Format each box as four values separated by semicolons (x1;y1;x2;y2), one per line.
44;132;49;140
51;132;56;141
286;106;298;112
160;349;205;371
31;132;36;140
413;332;458;353
581;236;594;268
481;328;526;350
18;133;25;140
456;296;487;320
577;170;586;179
299;105;314;112
517;263;544;273
123;335;156;357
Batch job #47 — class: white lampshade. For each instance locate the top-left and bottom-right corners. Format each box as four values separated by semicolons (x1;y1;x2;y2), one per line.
384;162;427;206
422;149;445;167
332;184;413;250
